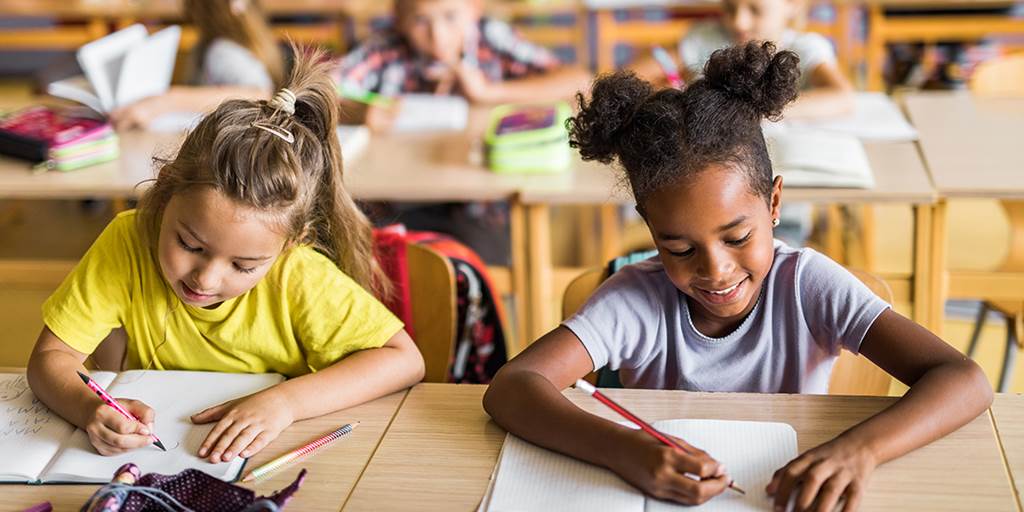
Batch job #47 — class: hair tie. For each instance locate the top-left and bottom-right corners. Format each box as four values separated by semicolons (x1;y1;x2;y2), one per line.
269;88;296;116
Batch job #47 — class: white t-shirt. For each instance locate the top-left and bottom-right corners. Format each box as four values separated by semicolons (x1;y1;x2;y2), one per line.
563;242;889;394
198;38;273;91
678;22;836;89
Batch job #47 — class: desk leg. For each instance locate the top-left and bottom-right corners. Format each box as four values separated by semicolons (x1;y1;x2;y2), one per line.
509;199;528;356
930;200;949;337
866;3;885;92
913;203;933;330
595;10;616;73
526;203;554;345
599;204;621;262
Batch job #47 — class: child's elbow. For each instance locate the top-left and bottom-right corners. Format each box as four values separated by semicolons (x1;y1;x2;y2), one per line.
406;348;426;385
962;357;994;408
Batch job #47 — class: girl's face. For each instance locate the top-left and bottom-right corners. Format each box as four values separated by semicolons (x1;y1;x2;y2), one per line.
398;0;479;65
642;165;782;337
722;0;796;44
158;186;288;309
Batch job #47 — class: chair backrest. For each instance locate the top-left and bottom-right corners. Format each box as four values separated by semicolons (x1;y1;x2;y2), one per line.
562;265;893;396
406;243;457;383
970;53;1024;96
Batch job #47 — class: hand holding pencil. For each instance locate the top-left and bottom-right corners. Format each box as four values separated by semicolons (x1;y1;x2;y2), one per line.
78;371;166;455
576;379;742;505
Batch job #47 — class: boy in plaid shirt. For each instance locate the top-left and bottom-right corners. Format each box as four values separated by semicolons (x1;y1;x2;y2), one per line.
335;0;589;130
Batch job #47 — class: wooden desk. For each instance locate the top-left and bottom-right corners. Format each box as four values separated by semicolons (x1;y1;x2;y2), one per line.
0;382;408;512
517;140;939;340
346;383;1016;511
903;92;1024;336
992;393;1024;508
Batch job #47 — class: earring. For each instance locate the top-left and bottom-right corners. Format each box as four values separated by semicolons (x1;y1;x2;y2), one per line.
772;218;780;227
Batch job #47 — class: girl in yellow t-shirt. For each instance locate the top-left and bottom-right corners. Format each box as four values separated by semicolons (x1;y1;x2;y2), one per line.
26;47;425;463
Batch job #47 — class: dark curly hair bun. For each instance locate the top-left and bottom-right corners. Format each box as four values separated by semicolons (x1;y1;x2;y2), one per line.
566;70;653;164
702;41;800;121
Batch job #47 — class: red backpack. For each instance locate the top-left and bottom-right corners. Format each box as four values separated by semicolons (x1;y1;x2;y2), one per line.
374;225;509;383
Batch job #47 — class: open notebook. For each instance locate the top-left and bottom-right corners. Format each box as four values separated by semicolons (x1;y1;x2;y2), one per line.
0;370;283;484
768;131;874;189
393;94;469;132
481;419;797;511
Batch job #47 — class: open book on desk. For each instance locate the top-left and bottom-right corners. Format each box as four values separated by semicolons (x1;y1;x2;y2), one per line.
47;24;181;115
765;92;918;142
480;419;798;511
0;370;282;484
768;131;875;189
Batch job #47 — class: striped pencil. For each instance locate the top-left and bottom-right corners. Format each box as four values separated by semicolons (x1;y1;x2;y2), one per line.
241;422;359;482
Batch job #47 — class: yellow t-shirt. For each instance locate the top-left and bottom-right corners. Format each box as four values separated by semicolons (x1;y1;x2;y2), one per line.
42;210;404;377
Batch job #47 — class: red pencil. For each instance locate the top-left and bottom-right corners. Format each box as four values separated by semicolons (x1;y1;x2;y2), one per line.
575;379;744;495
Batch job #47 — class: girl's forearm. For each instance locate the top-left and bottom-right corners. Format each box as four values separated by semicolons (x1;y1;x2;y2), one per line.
483;370;635;470
270;342;425;421
785;87;855;119
833;359;992;464
485;67;592;104
27;349;101;428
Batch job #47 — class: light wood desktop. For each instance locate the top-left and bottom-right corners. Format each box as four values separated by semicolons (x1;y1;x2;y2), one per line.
0;367;409;512
346;383;1017;511
991;393;1024;507
903;92;1024;336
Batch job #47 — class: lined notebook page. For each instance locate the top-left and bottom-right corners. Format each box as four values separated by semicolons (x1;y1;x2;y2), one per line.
646;420;798;512
484;419;797;512
485;433;644;511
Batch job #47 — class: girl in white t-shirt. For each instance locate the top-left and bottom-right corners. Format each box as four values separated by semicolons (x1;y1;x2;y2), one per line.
636;0;853;119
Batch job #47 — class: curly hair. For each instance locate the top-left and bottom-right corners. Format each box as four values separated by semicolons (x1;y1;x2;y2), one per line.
567;41;800;211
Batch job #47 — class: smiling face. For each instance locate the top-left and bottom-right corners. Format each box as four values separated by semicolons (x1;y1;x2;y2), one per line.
157;186;288;309
642;164;782;337
721;0;796;44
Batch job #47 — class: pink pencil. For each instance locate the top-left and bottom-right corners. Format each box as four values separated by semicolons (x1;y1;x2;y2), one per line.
575;379;744;495
77;371;166;451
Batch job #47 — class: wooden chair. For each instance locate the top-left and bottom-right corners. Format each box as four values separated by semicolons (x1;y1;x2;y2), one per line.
964;53;1024;392
562;266;892;396
406;243;458;383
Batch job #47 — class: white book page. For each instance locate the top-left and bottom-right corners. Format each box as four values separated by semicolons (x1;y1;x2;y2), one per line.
484;433;644;512
46;76;105;114
77;24;148;112
114;25;180;107
768;132;874;189
0;372;115;482
42;370;283;483
393;94;468;132
645;420;798;512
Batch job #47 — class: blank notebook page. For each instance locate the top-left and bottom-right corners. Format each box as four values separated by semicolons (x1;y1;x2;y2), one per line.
484;419;797;512
646;420;798;512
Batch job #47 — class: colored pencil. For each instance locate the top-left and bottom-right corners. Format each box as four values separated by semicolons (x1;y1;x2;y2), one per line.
652;46;684;89
77;371;166;451
241;422;359;482
575;379;744;495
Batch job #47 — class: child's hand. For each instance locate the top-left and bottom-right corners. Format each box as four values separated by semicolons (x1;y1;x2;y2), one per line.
109;96;166;131
84;398;156;456
364;100;402;133
451;62;498;103
767;437;877;512
607;428;730;505
191;388;295;463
